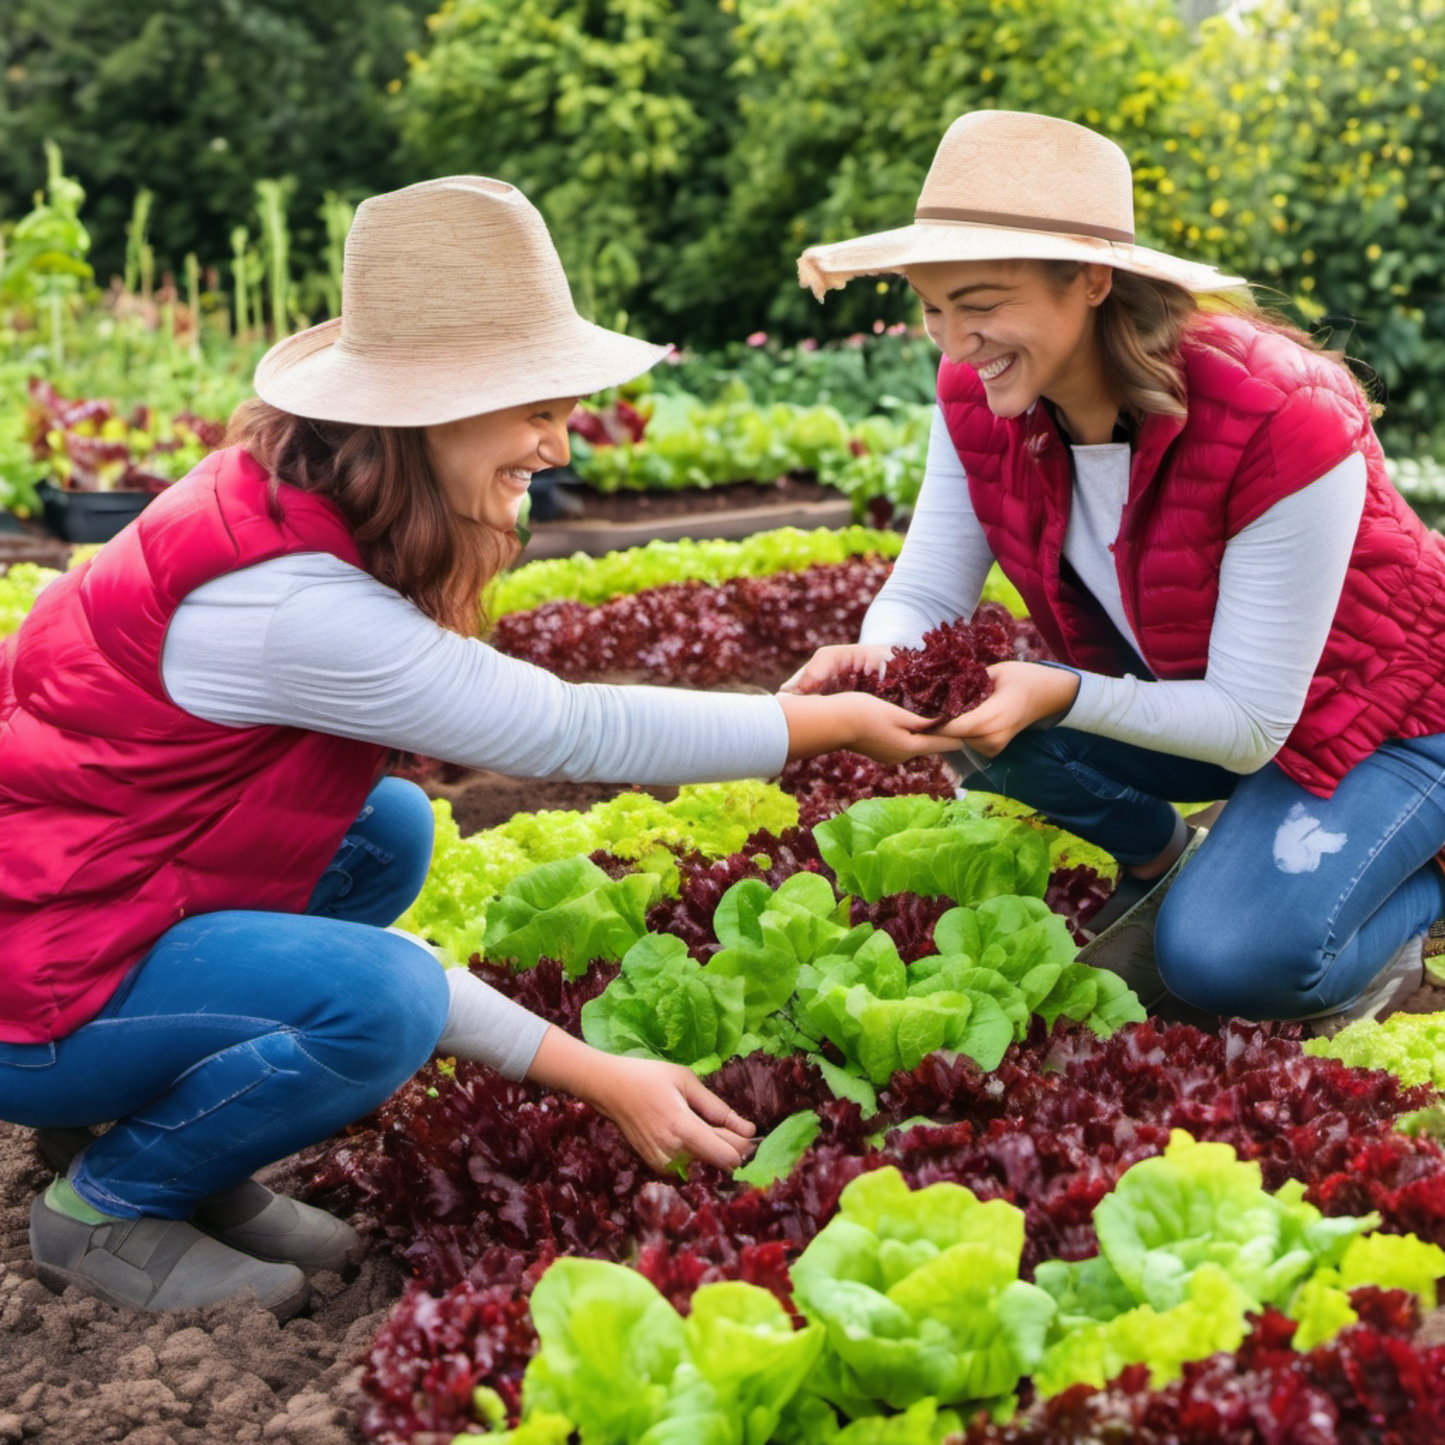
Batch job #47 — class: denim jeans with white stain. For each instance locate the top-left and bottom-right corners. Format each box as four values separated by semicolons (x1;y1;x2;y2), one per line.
965;727;1445;1020
0;776;447;1219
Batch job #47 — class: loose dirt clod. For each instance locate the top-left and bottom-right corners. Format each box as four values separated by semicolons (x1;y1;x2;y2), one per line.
0;1122;404;1444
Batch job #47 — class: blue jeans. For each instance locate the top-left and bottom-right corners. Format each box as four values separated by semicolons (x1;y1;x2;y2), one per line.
0;777;447;1218
968;728;1445;1020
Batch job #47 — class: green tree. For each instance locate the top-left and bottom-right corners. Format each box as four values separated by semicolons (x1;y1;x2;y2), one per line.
394;0;740;336
1145;0;1445;455
664;0;1193;341
0;0;430;285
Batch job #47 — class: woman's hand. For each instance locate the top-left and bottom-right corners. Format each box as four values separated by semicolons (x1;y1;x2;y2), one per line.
525;1026;756;1173
932;661;1080;756
780;643;895;695
777;692;957;765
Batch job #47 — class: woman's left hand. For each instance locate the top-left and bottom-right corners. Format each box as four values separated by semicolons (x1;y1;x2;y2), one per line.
932;661;1080;756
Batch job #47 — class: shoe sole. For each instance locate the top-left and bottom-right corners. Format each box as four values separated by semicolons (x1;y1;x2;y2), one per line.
32;1257;310;1320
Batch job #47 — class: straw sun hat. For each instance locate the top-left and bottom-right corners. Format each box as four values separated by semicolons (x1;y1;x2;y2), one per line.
255;176;670;428
797;110;1246;300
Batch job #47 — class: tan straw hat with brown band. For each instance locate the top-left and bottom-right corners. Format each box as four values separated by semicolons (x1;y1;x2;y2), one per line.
797;110;1247;299
255;176;670;427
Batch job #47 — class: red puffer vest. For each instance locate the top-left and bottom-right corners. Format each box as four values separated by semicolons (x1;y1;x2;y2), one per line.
938;310;1445;798
0;447;388;1043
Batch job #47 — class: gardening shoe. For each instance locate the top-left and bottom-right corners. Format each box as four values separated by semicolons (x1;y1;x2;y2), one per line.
1076;827;1209;1010
1304;934;1427;1040
192;1177;362;1273
30;1190;309;1318
33;1127;361;1272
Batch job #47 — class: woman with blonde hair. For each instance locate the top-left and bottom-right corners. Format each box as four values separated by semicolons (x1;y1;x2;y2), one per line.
0;177;953;1316
788;110;1445;1031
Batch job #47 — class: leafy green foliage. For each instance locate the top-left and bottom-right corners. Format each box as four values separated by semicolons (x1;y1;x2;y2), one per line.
481;857;661;975
0;0;428;287
581;933;746;1074
0;563;57;636
1142;0;1445;458
813;798;1052;905
513;1259;824;1445
395;0;736;334
789;1166;1054;1418
1031;1130;1445;1394
397;782;797;962
1304;1009;1445;1091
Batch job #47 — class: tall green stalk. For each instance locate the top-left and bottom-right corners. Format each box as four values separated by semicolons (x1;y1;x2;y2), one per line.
231;226;250;336
319;192;353;319
185;252;201;357
124;189;154;296
254;178;294;338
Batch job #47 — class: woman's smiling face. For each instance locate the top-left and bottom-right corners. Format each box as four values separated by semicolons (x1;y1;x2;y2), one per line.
424;397;579;530
908;258;1115;431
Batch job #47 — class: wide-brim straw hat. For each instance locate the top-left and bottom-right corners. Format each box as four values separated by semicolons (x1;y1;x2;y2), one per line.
797;111;1247;299
255;176;670;427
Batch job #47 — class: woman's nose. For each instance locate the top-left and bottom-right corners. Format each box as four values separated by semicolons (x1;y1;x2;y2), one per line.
941;315;983;366
539;414;571;468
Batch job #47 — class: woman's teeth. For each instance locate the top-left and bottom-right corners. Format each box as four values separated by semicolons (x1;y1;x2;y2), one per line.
977;355;1014;382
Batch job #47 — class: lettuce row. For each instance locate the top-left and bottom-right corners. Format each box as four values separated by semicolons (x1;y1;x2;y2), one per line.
1303;1009;1445;1091
0;562;59;638
397;781;798;961
483;526;904;621
470;1138;1445;1445
581;872;1145;1087
1031;1130;1445;1396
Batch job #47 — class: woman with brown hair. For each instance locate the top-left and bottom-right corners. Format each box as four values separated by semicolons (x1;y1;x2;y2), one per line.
787;110;1445;1033
0;177;953;1316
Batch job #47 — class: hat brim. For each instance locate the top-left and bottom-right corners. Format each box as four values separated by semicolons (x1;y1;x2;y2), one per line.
797;220;1246;299
254;315;671;428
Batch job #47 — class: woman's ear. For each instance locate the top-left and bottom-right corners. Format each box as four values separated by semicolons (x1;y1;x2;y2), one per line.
1084;264;1115;307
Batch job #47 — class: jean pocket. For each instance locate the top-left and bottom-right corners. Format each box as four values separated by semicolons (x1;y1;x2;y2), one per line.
0;1039;58;1070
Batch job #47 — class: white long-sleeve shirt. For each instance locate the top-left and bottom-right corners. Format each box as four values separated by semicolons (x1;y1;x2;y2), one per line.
160;557;793;1078
861;407;1367;773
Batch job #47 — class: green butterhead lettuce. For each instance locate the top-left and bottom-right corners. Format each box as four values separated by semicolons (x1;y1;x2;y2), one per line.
789;1167;1054;1418
481;856;660;975
516;1260;821;1445
814;800;1051;905
1033;1130;1387;1396
581;934;746;1074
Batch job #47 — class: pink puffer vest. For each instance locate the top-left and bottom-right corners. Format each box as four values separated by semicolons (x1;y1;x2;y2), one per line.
0;447;388;1043
938;310;1445;797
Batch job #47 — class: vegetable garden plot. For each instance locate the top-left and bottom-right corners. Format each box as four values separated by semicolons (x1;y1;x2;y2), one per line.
7;531;1445;1444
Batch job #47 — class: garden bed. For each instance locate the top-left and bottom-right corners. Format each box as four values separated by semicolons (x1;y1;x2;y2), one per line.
524;476;854;559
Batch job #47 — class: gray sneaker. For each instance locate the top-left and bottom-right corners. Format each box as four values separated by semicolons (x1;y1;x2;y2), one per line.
33;1128;361;1273
1076;827;1209;1010
192;1177;361;1273
30;1191;310;1317
1304;934;1427;1039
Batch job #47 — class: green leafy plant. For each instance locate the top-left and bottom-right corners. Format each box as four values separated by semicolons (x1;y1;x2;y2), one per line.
481;856;660;975
1032;1130;1445;1395
789;1166;1054;1420
813;797;1052;905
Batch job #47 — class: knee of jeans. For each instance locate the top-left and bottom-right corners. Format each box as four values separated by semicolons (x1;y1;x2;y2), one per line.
1155;892;1321;1018
327;937;451;1082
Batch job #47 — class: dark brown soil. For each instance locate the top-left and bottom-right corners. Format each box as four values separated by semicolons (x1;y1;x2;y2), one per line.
534;473;837;527
0;1124;402;1444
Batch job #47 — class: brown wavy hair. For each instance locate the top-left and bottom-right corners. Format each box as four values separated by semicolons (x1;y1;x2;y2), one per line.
1039;260;1370;422
224;399;520;636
